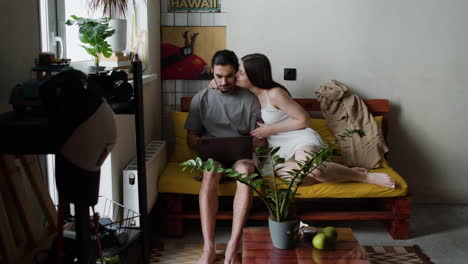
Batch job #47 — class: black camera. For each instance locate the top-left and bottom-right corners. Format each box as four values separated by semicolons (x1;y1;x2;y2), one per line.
88;70;133;103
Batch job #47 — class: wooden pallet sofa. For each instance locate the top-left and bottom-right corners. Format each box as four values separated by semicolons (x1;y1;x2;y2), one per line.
158;97;411;239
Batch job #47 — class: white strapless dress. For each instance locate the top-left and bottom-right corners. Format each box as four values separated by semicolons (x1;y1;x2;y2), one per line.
261;93;324;161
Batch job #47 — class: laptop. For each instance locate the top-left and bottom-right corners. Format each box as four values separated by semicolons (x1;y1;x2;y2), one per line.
198;136;253;165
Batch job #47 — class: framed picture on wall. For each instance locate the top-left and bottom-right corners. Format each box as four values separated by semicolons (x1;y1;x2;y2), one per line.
161;26;226;80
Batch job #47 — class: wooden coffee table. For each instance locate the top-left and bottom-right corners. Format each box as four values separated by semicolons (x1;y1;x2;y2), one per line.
242;227;368;263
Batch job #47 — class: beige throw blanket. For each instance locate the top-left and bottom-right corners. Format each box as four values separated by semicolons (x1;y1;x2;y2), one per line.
315;80;388;169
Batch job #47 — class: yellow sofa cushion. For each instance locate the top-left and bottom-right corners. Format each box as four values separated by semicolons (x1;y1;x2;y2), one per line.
170;111;197;162
158;159;408;198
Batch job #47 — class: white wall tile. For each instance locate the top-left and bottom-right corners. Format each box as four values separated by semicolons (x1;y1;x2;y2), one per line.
163;92;176;106
175;93;187;106
187;13;201;26
201;80;211;89
163;80;175;92
188;80;202;93
175;13;188;26
161;0;168;13
161;13;174;26
214;13;226;26
201;13;214;26
175;80;188;92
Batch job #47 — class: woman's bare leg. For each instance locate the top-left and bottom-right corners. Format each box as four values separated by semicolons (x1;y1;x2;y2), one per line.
279;146;395;188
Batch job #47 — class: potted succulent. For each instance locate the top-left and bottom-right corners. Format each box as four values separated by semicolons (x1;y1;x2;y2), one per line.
65;16;115;72
181;129;364;249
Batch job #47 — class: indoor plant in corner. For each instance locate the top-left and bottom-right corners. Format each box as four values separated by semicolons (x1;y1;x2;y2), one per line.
89;0;134;53
66;16;115;72
181;129;364;249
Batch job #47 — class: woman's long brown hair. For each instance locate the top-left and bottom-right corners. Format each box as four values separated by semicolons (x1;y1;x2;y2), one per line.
241;53;291;96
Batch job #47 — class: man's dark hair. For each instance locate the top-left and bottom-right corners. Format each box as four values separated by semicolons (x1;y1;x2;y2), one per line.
211;49;239;72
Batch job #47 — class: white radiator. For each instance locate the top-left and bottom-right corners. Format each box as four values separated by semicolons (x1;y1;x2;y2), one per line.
123;141;166;226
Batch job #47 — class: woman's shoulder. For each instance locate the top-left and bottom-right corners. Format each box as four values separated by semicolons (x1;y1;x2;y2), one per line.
267;87;290;101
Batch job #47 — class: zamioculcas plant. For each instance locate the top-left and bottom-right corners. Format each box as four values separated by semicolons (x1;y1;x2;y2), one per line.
180;129;364;222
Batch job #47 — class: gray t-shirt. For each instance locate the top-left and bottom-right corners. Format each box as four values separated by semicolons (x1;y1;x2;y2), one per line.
185;87;261;137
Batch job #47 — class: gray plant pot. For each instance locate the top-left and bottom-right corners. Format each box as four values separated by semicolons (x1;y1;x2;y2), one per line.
268;217;300;249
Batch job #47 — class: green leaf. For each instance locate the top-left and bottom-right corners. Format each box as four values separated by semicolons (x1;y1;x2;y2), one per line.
332;148;341;156
271;147;280;156
206;159;214;171
255;146;271;154
81;45;97;57
252;179;264;187
195;157;203;167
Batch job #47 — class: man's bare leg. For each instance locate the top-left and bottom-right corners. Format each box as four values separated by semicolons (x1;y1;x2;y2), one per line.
224;162;254;264
198;171;222;264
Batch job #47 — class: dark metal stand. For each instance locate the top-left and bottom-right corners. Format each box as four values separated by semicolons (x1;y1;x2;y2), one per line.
132;55;149;264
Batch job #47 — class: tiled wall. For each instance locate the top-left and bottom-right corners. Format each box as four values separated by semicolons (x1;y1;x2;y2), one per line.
160;1;227;153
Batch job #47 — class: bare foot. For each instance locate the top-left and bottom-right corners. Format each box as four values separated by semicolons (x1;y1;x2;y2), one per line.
224;242;240;264
365;172;395;189
198;247;216;264
352;167;368;174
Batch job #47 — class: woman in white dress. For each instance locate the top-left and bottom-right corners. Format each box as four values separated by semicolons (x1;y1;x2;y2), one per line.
211;53;395;188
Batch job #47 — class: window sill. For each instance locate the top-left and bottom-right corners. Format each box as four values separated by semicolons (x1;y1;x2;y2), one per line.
129;74;158;85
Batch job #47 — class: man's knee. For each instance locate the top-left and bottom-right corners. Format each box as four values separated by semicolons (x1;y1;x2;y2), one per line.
233;162;255;176
202;171;222;183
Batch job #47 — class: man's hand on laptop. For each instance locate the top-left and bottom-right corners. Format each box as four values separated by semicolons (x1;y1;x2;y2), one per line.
187;130;201;151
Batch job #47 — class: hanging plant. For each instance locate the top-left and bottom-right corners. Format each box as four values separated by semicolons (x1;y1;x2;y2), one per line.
89;0;132;18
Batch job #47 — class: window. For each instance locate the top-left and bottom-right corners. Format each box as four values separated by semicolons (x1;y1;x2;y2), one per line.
38;0;115;206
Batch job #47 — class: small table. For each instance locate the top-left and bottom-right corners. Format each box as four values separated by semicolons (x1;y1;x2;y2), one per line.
242;227;368;264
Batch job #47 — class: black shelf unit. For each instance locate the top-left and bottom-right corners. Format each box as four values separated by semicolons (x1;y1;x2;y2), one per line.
0;58;150;264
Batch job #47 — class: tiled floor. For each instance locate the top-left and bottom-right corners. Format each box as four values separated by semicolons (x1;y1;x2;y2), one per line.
160;205;468;264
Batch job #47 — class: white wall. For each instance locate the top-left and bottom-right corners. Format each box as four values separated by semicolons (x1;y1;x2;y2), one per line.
226;0;468;203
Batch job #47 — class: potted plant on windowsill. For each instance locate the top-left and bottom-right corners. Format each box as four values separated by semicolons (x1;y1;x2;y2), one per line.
181;129;364;249
65;16;115;72
89;0;135;53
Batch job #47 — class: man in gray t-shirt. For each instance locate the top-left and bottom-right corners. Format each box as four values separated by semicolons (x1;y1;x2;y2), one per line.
185;50;263;264
185;86;260;138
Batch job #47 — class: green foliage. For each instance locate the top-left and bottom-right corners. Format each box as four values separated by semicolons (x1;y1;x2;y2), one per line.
65;16;115;67
180;129;364;222
96;255;120;264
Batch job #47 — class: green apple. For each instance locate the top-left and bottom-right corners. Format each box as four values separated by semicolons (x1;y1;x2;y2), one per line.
312;233;328;250
322;226;338;242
